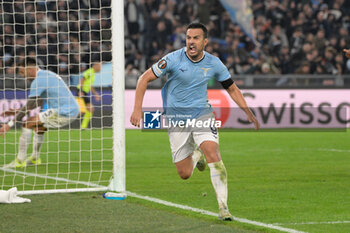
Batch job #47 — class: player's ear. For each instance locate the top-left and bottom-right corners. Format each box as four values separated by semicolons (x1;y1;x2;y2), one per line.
204;38;208;47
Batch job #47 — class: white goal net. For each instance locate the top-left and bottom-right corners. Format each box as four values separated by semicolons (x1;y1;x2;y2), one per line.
0;0;124;194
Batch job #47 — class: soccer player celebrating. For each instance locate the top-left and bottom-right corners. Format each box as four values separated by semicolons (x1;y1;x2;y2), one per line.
77;61;101;129
0;58;80;168
130;23;260;221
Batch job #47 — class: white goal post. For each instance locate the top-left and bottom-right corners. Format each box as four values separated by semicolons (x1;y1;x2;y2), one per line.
112;0;126;193
0;0;125;195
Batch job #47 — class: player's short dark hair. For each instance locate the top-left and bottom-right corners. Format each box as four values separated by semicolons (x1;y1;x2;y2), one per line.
20;57;37;67
186;22;208;38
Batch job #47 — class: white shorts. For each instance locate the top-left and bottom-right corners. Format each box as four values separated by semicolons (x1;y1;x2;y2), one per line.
39;109;76;128
168;113;219;163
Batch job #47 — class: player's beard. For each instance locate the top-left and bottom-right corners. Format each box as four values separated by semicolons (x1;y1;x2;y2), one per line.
187;44;204;61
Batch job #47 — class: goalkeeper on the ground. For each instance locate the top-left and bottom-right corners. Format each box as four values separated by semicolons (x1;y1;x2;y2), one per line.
0;57;80;168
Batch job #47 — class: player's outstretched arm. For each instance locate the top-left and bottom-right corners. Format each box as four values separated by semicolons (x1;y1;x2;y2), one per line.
78;78;84;97
78;75;88;97
0;97;43;137
0;124;11;136
1;108;20;116
226;83;260;130
130;68;157;128
90;86;101;102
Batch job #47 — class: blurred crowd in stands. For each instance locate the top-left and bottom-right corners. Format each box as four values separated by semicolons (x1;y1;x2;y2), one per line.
1;0;350;87
0;0;112;80
124;0;350;86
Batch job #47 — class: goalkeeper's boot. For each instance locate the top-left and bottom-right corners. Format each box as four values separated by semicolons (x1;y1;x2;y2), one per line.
219;207;233;221
25;156;42;166
4;158;26;168
195;148;206;172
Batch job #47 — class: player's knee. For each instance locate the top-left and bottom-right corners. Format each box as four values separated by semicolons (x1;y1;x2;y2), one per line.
178;169;191;180
179;173;191;180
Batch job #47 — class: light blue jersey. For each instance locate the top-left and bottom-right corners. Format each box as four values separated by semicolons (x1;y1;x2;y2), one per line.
152;48;231;119
28;69;79;118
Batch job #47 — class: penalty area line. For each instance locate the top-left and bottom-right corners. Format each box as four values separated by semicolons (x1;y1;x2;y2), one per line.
126;191;306;233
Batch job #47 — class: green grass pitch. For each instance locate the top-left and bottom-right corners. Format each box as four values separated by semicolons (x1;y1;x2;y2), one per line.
0;129;349;233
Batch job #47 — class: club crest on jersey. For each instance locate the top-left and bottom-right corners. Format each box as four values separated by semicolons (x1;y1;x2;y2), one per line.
201;67;211;76
158;59;167;69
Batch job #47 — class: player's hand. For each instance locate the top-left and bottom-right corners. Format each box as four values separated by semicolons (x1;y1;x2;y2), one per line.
248;114;260;131
94;95;101;102
130;109;142;128
343;49;350;58
78;91;84;97
0;109;16;116
0;124;10;137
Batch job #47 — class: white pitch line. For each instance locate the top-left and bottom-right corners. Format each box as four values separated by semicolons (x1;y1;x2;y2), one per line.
126;191;306;233
0;167;106;189
1;168;305;233
273;220;350;226
318;149;350;153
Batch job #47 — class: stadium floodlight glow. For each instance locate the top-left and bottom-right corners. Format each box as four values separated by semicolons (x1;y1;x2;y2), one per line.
0;1;125;195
